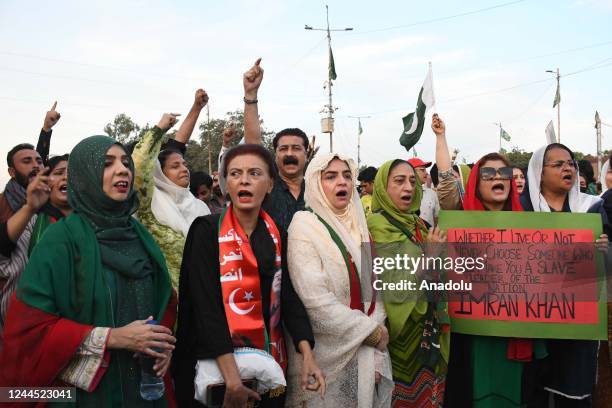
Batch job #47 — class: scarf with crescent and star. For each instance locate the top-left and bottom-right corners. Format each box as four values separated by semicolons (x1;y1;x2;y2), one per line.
218;204;286;371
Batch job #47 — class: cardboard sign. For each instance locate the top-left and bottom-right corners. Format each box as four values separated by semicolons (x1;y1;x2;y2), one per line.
438;210;607;340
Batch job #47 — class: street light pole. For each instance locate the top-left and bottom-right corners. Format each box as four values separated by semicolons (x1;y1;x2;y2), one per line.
305;5;353;153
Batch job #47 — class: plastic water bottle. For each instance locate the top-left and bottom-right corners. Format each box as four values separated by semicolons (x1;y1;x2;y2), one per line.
139;320;165;400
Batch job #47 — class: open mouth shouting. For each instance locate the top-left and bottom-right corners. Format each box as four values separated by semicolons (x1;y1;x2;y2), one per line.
491;182;507;196
113;180;130;194
335;188;350;204
237;189;254;203
400;193;413;205
58;182;68;195
561;172;573;186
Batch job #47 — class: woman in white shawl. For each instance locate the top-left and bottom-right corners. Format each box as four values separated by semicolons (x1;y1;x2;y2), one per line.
521;143;607;407
132;90;211;288
524;143;601;213
600;156;611;195
286;153;393;408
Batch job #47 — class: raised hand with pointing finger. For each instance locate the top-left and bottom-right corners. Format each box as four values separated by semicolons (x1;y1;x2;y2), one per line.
25;167;51;213
43;102;61;132
243;58;264;100
157;113;181;131
243;58;264;144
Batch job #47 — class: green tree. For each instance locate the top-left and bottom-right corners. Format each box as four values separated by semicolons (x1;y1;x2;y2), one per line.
504;147;532;169
104;114;141;144
189;109;275;174
573;151;586;161
105;110;275;174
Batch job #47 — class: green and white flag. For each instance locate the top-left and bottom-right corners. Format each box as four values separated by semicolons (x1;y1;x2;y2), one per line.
400;63;435;151
545;120;557;144
358;118;363;135
500;127;511;141
553;82;560;108
329;46;337;81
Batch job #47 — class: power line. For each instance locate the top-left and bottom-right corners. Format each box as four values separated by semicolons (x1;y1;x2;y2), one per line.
508;40;612;64
504;81;555;123
440;78;553;104
0;51;204;82
563;56;612;77
350;0;526;35
0;67;138;87
340;39;612;88
0;95;116;111
351;56;612;116
269;36;327;83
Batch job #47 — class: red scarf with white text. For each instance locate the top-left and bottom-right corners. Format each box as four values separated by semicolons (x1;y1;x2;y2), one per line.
218;205;287;370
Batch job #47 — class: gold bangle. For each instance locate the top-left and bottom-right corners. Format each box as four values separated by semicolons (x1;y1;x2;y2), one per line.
363;326;382;347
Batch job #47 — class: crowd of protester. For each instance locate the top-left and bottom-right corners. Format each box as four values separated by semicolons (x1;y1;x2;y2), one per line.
0;58;611;408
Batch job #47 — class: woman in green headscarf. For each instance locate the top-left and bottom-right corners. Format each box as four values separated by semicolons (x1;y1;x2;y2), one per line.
0;136;177;407
367;159;450;408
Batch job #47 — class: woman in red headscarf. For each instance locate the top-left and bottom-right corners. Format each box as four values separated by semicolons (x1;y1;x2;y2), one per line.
432;114;541;408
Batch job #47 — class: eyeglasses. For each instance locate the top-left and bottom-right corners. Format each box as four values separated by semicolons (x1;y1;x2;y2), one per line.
479;166;513;181
544;160;578;170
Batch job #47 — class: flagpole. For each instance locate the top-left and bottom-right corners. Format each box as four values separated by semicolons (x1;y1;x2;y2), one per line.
595;111;602;174
556;68;560;142
494;122;502;152
207;104;212;174
348;115;370;169
305;6;353;153
326;7;333;152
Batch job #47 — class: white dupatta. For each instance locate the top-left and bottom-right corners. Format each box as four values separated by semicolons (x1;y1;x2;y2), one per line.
527;145;600;213
151;160;210;236
600;160;610;195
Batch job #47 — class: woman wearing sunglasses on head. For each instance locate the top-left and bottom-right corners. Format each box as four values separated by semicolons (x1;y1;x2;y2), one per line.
433;114;544;408
521;144;606;407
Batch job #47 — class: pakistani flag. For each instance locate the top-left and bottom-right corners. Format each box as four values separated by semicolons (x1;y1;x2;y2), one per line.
358;119;363;135
400;63;435;151
500;127;511;141
329;46;337;81
553;82;560;108
545;120;557;144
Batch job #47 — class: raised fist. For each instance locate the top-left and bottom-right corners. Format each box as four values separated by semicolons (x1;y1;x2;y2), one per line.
193;89;209;110
431;113;446;137
222;124;237;148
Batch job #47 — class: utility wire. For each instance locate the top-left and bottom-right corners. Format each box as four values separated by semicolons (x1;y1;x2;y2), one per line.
350;0;526;35
0;51;204;81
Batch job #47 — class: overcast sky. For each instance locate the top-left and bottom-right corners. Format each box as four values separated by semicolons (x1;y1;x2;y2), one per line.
1;0;611;186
